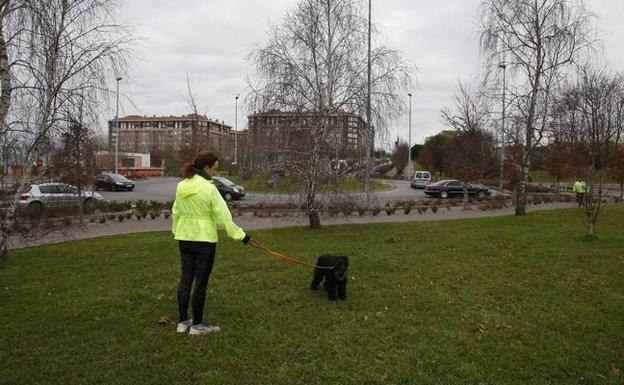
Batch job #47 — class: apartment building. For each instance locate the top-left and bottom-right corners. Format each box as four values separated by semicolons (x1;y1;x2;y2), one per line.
108;114;235;159
247;110;366;167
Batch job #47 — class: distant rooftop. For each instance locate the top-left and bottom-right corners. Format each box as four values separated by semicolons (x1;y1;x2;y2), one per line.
249;109;359;117
114;114;230;125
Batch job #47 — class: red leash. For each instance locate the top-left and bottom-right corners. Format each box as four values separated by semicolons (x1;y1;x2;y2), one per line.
248;238;333;270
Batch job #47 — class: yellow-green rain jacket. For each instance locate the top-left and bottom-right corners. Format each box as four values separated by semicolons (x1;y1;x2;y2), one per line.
172;174;246;242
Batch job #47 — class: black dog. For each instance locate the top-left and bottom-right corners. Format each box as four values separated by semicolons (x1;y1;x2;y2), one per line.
310;255;349;300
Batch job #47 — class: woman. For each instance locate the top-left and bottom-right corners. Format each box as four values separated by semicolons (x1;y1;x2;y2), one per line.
172;150;251;335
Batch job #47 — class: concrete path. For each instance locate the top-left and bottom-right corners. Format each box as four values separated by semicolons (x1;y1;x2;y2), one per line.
8;202;579;250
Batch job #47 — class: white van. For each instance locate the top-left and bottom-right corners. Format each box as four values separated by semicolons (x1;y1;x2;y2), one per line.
410;170;432;189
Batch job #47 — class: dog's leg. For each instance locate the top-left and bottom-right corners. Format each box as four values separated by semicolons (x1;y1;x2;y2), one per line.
326;275;337;300
310;267;324;290
337;280;347;300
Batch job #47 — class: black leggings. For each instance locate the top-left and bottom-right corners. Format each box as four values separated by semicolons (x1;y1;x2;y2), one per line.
177;241;217;325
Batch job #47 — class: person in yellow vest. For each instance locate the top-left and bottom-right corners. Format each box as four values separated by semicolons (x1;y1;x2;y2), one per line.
171;150;251;335
573;177;587;207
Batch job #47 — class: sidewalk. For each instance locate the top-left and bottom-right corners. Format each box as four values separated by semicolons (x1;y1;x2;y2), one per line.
8;202;579;250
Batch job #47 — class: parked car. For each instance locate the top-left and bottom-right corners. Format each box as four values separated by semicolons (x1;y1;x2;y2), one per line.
16;182;103;212
424;179;491;199
410;170;432;189
94;173;135;191
212;176;245;201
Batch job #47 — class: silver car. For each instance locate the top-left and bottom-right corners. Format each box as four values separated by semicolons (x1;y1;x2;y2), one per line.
16;182;103;212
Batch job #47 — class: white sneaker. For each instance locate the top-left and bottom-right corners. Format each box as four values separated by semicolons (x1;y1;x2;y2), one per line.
189;323;221;335
176;319;193;333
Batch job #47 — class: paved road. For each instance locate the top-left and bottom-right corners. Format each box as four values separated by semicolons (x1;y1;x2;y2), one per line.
99;177;429;204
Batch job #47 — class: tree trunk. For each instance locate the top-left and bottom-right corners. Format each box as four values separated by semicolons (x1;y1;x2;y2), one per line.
587;219;595;238
308;210;321;229
515;164;529;216
462;185;469;210
0;4;12;264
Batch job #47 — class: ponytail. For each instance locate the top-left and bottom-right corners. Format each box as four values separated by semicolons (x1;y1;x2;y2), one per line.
181;150;219;179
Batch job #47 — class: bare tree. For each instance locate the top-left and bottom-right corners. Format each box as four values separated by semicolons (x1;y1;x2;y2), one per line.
480;0;596;215
442;80;490;132
248;0;413;227
554;67;623;237
442;80;497;206
390;140;409;176
51;113;98;216
0;0;134;262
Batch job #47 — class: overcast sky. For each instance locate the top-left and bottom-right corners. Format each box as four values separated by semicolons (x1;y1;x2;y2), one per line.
116;0;624;148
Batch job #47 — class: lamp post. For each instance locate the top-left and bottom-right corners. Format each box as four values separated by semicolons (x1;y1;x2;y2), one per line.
234;94;239;167
364;0;372;202
407;92;413;180
498;64;506;189
114;77;122;174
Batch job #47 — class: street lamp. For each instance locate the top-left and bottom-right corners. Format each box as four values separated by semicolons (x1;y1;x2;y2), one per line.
498;63;506;189
234;94;239;167
407;92;413;180
114;77;122;174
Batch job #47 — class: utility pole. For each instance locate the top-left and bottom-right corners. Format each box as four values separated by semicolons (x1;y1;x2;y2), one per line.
407;92;413;180
498;64;506;189
234;94;239;167
114;77;122;174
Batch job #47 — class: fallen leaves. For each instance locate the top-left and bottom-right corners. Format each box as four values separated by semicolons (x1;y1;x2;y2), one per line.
157;316;170;325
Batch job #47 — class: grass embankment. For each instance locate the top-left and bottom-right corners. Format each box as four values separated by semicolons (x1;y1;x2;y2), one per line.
1;206;623;384
223;173;391;193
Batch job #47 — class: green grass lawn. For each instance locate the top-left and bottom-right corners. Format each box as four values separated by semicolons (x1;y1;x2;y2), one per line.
222;172;392;193
2;207;624;384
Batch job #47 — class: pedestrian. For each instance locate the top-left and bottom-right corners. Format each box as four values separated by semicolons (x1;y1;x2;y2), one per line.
573;177;587;207
172;150;251;335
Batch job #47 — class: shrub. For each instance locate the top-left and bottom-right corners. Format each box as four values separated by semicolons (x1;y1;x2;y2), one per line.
403;204;412;215
341;203;354;216
125;212;133;220
117;214;125;222
371;207;381;216
385;204;396;216
431;206;439;214
164;211;171;219
99;216;106;224
357;206;367;216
